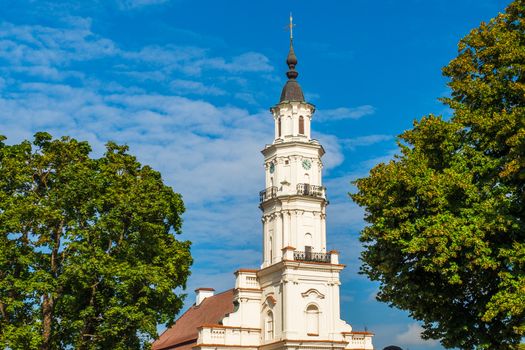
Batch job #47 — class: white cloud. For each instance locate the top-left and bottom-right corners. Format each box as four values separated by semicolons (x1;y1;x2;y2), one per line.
234;92;257;105
361;149;398;170
366;288;378;302
343;134;393;150
170;79;226;96
314;132;344;171
199;52;273;74
396;323;439;346
120;46;273;76
0;21;117;67
116;0;170;9
2;87;277;204
0;20;274;83
316;105;376;122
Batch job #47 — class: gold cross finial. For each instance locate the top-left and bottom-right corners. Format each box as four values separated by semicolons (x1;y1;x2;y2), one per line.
289;12;295;40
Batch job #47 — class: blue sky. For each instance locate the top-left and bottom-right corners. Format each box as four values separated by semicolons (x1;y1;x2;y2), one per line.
0;0;510;349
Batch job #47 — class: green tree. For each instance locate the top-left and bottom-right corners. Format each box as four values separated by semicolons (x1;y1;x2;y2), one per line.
351;1;525;349
0;133;192;350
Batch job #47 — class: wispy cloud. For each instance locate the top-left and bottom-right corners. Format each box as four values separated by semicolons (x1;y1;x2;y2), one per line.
316;105;376;122
170;79;226;96
0;20;274;84
396;323;439;346
0;20;117;68
198;52;273;74
342;134;393;150
116;0;171;10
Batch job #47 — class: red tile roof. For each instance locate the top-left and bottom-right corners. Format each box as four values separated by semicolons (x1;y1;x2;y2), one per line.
152;289;235;350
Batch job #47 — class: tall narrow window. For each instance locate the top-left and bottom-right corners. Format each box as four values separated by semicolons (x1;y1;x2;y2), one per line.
306;305;319;336
269;236;273;263
278;118;282;137
266;311;274;340
299;116;305;134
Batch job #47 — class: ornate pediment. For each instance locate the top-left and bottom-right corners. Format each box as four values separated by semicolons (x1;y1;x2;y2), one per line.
301;288;325;299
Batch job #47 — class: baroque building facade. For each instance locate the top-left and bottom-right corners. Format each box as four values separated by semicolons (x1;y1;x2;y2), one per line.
152;30;374;350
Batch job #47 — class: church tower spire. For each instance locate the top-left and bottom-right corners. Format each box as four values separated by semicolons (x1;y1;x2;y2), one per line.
253;19;374;346
261;23;326;268
285;13;298;79
280;13;305;103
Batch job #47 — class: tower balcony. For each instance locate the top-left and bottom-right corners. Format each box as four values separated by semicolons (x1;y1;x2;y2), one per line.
293;250;331;263
296;183;325;198
259;186;278;203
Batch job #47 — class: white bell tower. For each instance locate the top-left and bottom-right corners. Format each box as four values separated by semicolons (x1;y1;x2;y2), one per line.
254;15;373;350
153;15;374;350
260;53;328;269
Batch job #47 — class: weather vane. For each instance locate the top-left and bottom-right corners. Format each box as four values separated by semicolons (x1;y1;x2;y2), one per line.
288;12;295;40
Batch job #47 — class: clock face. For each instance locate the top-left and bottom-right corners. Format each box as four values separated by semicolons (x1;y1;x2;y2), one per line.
302;159;312;170
269;162;275;174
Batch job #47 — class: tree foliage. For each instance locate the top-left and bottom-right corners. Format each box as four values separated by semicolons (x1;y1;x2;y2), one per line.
351;1;525;349
0;133;192;349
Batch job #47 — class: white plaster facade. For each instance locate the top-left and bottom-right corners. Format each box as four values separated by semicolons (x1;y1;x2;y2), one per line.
193;38;374;350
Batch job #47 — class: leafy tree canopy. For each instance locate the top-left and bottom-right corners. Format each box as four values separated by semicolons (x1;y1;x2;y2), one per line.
0;133;192;350
351;1;525;349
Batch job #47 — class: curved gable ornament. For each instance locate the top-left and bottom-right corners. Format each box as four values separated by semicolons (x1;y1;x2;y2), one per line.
264;294;277;308
301;288;325;299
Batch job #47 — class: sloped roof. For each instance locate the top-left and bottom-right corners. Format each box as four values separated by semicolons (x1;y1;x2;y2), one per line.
280;79;305;102
152;289;235;350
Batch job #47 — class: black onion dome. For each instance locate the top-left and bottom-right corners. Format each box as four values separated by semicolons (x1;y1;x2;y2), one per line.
383;346;403;350
280;39;304;102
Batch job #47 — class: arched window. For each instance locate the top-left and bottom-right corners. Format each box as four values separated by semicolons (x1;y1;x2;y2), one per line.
299;116;305;134
305;233;312;248
306;304;319;336
265;310;274;340
286;116;292;135
278;118;282;137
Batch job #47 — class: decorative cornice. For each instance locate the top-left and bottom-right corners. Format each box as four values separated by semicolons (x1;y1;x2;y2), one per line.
341;331;374;336
197;324;261;331
234;287;262;292
261;141;325;157
257;259;345;278
193;344;258;349
235;268;259;273
281;246;296;251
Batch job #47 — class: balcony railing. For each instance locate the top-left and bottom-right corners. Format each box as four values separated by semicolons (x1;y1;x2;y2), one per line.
296;183;325;198
294;250;331;263
259;186;278;203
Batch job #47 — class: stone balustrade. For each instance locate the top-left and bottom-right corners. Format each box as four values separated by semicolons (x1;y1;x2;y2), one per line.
342;332;374;350
197;325;261;347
